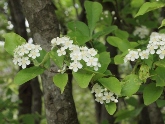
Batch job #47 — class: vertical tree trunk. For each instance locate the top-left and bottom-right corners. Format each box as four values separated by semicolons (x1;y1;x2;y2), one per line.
8;0;32;116
8;1;42;124
19;0;79;123
147;103;164;124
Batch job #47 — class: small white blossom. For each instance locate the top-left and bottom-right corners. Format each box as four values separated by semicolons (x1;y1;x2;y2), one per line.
147;44;157;54
57;47;66;56
69;61;82;72
86;57;98;67
28;50;40;59
94;63;101;71
133;26;149;39
13;43;42;69
139;50;149;59
18;57;30;69
88;48;97;56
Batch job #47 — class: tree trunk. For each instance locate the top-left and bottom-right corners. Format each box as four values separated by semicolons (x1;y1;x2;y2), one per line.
19;0;79;124
147;103;164;124
8;0;32;116
8;1;42;124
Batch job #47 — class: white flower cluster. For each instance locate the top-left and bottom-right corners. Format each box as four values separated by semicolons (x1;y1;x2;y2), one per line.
51;37;101;72
91;83;118;104
124;32;165;63
133;26;149;39
13;43;42;69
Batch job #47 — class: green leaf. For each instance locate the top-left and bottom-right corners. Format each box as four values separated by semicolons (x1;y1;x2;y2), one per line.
154;59;165;68
114;51;128;64
85;1;103;36
93;26;117;39
139;64;150;82
68;31;91;45
33;49;50;69
114;29;129;40
107;36;132;52
93;41;107;53
50;48;64;69
121;74;142;96
155;67;165;86
105;102;116;115
53;73;68;93
135;2;165;17
98;52;111;73
159;19;165;28
98;77;121;95
14;66;45;85
114;55;124;64
156;99;165;107
143;83;163;105
67;21;90;37
114;107;143;123
21;114;35;124
3;33;26;55
73;71;94;88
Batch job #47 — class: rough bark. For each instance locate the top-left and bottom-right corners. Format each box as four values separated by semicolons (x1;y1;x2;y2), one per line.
8;0;32;116
147;103;164;124
8;1;42;123
19;0;79;124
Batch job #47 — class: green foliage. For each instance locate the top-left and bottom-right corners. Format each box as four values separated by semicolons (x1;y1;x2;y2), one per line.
135;2;165;17
107;36;132;52
84;1;103;36
34;49;50;69
14;66;45;85
67;21;91;45
143;83;163;105
73;71;94;88
105;102;116;115
138;64;150;82
159;19;165;28
121;74;142;97
155;67;165;86
3;33;26;55
50;48;64;69
98;52;111;73
98;77;121;95
53;73;68;93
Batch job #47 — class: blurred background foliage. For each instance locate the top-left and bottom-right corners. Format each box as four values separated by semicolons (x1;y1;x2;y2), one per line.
0;0;165;124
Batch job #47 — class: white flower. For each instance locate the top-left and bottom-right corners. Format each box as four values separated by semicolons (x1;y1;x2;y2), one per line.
57;47;66;56
70;51;82;61
127;50;139;61
103;92;114;103
25;43;35;50
88;48;97;56
28;50;40;59
91;83;102;93
156;47;165;59
147;44;157;54
34;45;42;52
18;57;30;69
86;57;98;67
114;99;118;103
95;96;104;104
94;63;101;71
13;55;21;65
111;11;115;15
51;38;57;47
139;50;149;59
63;39;73;49
69;45;80;53
69;61;82;72
133;26;149;39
